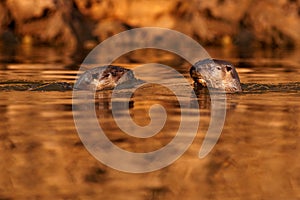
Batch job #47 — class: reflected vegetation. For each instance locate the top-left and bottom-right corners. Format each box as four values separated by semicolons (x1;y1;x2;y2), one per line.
0;46;300;199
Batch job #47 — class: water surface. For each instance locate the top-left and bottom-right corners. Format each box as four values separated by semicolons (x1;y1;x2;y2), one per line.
0;45;300;199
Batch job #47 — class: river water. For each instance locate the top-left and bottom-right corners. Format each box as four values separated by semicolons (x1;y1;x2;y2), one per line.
0;44;300;199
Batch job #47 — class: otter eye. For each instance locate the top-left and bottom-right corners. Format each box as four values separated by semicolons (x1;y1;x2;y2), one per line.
226;66;232;72
111;71;116;76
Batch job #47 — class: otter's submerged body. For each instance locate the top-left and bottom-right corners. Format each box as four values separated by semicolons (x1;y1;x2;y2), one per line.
75;59;242;93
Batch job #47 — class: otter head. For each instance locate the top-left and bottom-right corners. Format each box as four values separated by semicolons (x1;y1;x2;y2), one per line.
75;65;135;91
190;59;242;93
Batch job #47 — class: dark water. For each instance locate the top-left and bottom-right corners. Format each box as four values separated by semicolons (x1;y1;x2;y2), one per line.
0;44;300;199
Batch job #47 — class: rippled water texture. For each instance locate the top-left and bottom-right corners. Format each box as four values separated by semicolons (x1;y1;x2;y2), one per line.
0;44;300;199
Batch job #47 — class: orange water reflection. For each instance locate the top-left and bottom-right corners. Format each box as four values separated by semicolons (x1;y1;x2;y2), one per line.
0;47;300;199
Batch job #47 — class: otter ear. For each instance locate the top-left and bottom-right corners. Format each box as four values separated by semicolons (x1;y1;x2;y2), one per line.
225;65;232;72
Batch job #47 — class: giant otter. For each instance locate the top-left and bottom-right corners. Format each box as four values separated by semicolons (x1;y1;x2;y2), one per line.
190;59;242;93
74;65;136;90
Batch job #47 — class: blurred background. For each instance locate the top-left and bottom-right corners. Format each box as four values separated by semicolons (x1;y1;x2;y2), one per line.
1;1;300;200
0;0;299;52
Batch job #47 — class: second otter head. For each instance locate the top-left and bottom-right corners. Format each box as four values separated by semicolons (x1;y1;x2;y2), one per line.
190;59;242;93
75;65;135;91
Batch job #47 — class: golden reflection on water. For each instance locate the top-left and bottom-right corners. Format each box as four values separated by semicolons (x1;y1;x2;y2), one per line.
95;84;183;153
0;47;300;199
